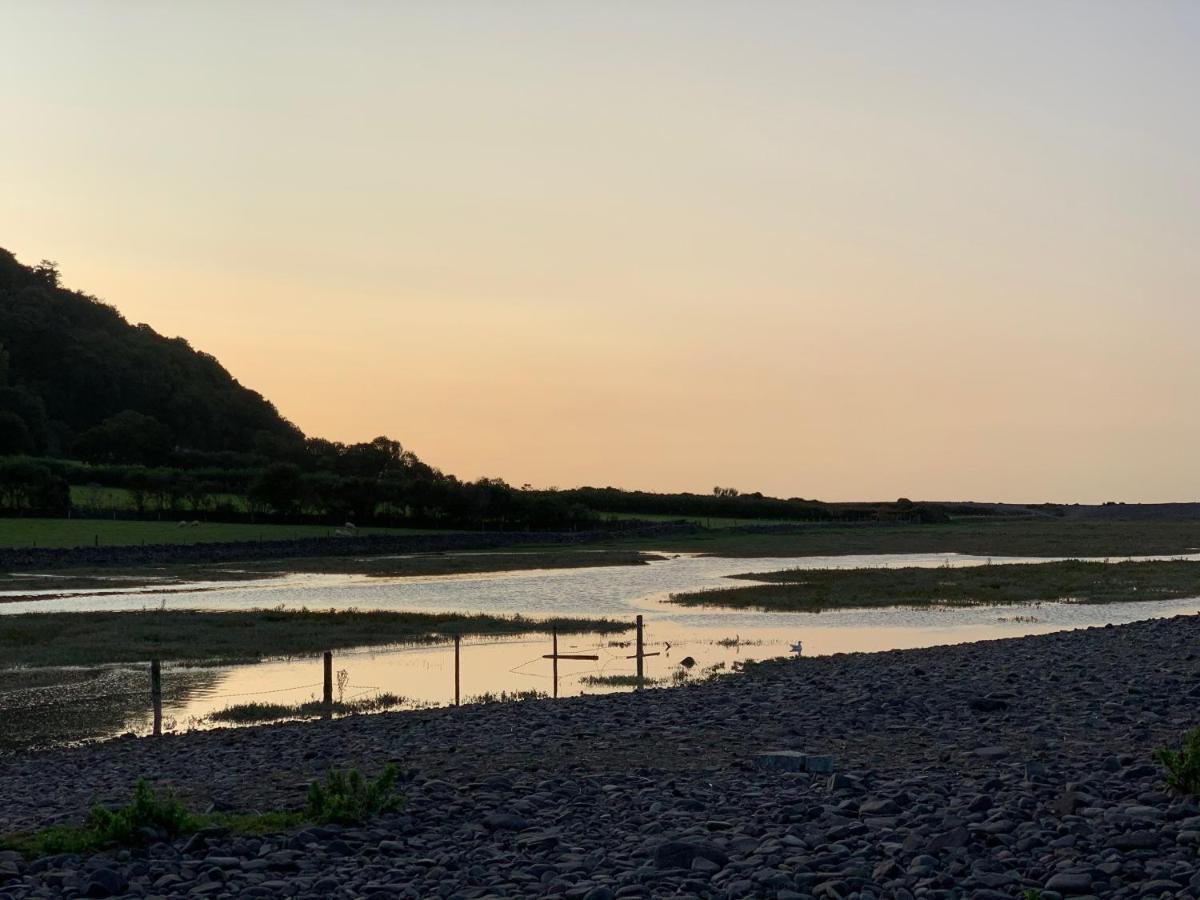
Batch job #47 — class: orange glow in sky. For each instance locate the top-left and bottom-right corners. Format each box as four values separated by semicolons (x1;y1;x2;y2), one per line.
2;2;1198;502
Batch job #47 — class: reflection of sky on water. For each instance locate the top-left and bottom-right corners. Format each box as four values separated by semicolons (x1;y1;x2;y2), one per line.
3;552;1199;749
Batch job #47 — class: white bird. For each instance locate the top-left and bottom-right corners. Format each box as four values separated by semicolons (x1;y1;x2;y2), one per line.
790;641;804;655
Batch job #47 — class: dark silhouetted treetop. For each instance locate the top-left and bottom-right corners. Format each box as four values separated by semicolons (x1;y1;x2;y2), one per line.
0;248;303;460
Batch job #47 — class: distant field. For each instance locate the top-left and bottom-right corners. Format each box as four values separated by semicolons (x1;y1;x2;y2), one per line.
618;518;1200;559
669;559;1200;612
601;512;809;528
0;519;442;549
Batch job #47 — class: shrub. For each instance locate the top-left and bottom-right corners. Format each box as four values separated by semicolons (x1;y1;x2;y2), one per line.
1156;726;1200;795
305;765;403;825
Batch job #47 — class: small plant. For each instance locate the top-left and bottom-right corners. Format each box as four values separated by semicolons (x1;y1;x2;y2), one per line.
305;765;403;825
86;779;192;846
1022;890;1043;900
1156;726;1200;795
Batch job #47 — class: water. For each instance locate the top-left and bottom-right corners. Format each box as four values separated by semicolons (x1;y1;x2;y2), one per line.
3;551;1199;750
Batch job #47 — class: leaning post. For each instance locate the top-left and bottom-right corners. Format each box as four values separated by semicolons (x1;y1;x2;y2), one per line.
150;659;162;737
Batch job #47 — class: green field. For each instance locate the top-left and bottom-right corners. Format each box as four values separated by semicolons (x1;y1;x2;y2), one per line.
0;609;632;667
0;518;442;549
601;512;811;528
619;518;1200;559
668;559;1200;612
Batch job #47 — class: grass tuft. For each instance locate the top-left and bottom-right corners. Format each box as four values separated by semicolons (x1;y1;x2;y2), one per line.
1156;726;1200;795
305;765;403;825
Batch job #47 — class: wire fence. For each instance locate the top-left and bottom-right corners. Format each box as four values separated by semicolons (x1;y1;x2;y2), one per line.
0;616;682;738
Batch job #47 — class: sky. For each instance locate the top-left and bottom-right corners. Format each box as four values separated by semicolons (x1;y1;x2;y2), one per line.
2;1;1198;503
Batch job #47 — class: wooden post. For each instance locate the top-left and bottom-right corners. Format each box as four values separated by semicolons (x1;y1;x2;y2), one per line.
150;659;162;737
552;627;559;699
636;615;644;691
323;651;333;714
454;635;461;707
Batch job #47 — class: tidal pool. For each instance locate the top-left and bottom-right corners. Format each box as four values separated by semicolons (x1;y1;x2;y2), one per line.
2;551;1198;750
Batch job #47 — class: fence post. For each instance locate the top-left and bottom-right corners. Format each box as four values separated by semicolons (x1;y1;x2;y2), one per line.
150;659;162;737
323;651;333;715
454;635;461;707
552;627;559;699
635;615;644;691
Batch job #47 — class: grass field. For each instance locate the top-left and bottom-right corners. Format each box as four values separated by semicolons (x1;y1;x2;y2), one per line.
0;518;446;549
668;559;1200;612
0;609;632;667
601;512;811;528
620;518;1200;559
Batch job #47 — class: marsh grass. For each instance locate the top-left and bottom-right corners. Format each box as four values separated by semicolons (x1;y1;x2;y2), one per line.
668;559;1200;612
208;692;405;724
0;608;632;667
0;779;304;859
622;519;1200;559
465;689;547;704
578;674;663;687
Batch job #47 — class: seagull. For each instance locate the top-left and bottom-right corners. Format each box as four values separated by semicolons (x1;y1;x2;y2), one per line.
790;641;804;655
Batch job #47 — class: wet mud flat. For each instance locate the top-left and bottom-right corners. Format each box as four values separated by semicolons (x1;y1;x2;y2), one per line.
0;614;1198;897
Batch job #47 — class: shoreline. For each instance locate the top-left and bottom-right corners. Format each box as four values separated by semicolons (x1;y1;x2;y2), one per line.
1;615;1197;896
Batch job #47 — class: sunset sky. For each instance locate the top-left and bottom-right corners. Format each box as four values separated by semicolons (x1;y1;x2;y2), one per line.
2;1;1197;502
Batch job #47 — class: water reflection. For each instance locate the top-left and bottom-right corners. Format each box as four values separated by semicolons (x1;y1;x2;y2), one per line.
2;552;1199;750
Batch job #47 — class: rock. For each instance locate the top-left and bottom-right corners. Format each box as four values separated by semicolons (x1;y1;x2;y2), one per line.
928;825;969;850
1045;872;1093;894
83;868;126;898
1105;829;1159;851
653;840;729;870
969;697;1008;713
483;812;529;831
805;756;835;774
754;751;807;772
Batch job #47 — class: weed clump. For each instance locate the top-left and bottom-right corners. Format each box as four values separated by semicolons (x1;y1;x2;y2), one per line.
86;779;191;845
1156;726;1200;795
305;765;403;825
0;780;206;858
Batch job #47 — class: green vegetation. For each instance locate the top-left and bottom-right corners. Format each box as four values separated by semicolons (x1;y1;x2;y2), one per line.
209;693;406;724
305;765;403;825
668;559;1200;612
0;517;435;549
466;689;547;704
0;779;304;859
1157;726;1200;795
0;608;632;667
624;518;1200;559
578;673;663;687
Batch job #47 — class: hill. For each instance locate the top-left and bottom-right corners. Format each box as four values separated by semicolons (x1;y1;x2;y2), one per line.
0;249;302;461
